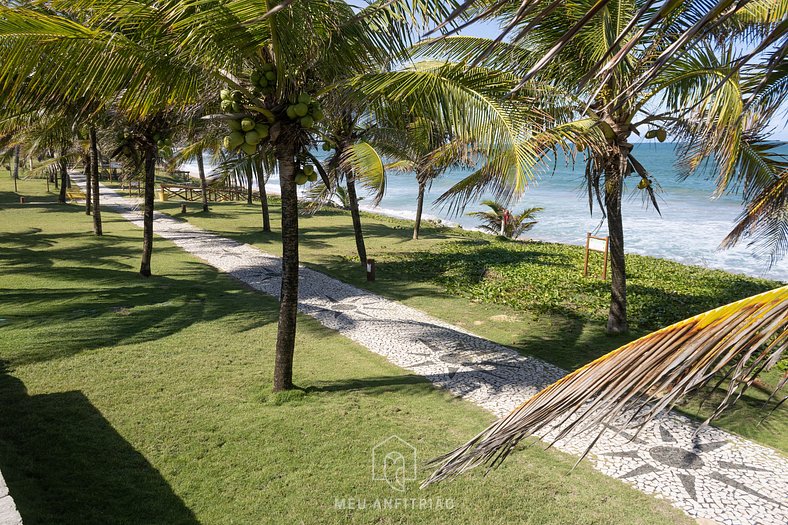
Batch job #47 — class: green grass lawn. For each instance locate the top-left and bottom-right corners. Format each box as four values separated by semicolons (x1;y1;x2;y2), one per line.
0;177;693;524
147;184;785;454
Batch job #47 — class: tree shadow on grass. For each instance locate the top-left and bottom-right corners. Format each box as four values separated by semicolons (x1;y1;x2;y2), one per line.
305;374;431;396
0;231;280;366
510;310;633;371
0;364;198;525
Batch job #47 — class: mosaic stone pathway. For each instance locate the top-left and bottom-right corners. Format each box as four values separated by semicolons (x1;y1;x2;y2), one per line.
0;470;22;525
72;177;787;525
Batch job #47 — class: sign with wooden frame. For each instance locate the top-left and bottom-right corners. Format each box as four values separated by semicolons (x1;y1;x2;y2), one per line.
584;233;609;280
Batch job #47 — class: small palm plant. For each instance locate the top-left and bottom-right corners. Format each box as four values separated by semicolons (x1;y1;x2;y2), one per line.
468;200;542;239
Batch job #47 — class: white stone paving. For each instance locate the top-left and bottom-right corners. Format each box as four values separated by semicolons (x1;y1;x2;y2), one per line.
0;469;22;525
69;176;787;525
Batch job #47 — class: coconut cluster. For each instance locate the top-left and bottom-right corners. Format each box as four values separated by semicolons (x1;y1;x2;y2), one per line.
250;63;277;96
285;93;324;129
223;117;271;156
295;164;318;185
115;128;171;156
220;89;244;113
153;132;172;153
645;128;667;142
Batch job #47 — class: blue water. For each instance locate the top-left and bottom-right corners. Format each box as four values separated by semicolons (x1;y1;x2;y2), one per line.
184;142;788;282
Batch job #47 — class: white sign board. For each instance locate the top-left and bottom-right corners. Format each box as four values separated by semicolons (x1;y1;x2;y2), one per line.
588;237;607;252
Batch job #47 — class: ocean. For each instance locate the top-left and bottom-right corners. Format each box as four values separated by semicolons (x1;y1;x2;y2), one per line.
183;142;788;282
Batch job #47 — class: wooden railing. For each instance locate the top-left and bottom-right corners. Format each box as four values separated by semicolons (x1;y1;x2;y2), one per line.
159;183;261;203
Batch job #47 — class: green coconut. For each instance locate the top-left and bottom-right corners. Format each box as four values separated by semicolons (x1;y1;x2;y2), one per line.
297;93;312;105
231;102;242;113
241;118;256;131
250;71;261;85
312;108;324;122
245;130;261;145
227;131;245;149
221;100;233;112
306;169;318;182
294;103;309;117
286;105;297;119
241;143;257;155
262;63;273;72
656;129;667;142
645;129;657;139
227;119;242;131
258;77;269;88
265;71;276;81
254;123;270;138
294;172;308;185
321;142;332;152
300;115;314;128
220;88;232;100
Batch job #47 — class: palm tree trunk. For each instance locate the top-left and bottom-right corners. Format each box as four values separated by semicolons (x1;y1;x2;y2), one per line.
345;170;367;263
246;172;254;205
58;155;68;204
413;180;426;240
273;142;299;392
256;168;271;232
90;127;102;235
196;151;209;212
140;146;156;277
605;159;628;334
84;159;92;214
12;146;19;193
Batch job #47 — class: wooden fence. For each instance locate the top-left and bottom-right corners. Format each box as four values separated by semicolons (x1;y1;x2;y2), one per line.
159;183;261;203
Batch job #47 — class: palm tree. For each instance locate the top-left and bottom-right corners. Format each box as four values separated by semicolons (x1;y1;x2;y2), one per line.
468;199;542;238
315;102;386;264
166;1;461;391
381;116;469;241
418;2;785;335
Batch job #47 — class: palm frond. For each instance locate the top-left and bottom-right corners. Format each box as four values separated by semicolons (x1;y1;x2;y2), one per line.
340;140;386;204
423;286;788;486
722;168;788;265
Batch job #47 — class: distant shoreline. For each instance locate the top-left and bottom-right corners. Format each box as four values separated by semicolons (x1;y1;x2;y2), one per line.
183;172;786;284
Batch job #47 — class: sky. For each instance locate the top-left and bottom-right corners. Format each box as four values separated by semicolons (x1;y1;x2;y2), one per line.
457;20;788;142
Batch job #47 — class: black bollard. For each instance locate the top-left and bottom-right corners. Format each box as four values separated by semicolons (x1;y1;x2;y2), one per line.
366;258;376;282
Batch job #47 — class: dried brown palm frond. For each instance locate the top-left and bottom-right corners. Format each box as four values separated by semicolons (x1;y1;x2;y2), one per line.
423;286;788;487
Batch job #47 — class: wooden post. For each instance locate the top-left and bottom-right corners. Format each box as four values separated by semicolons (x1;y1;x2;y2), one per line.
366;258;376;282
181;203;187;214
583;233;591;277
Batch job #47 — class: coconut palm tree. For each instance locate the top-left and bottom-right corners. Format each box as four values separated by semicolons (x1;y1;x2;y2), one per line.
311;99;386;264
468;199;542;238
380;116;470;240
417;0;786;335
